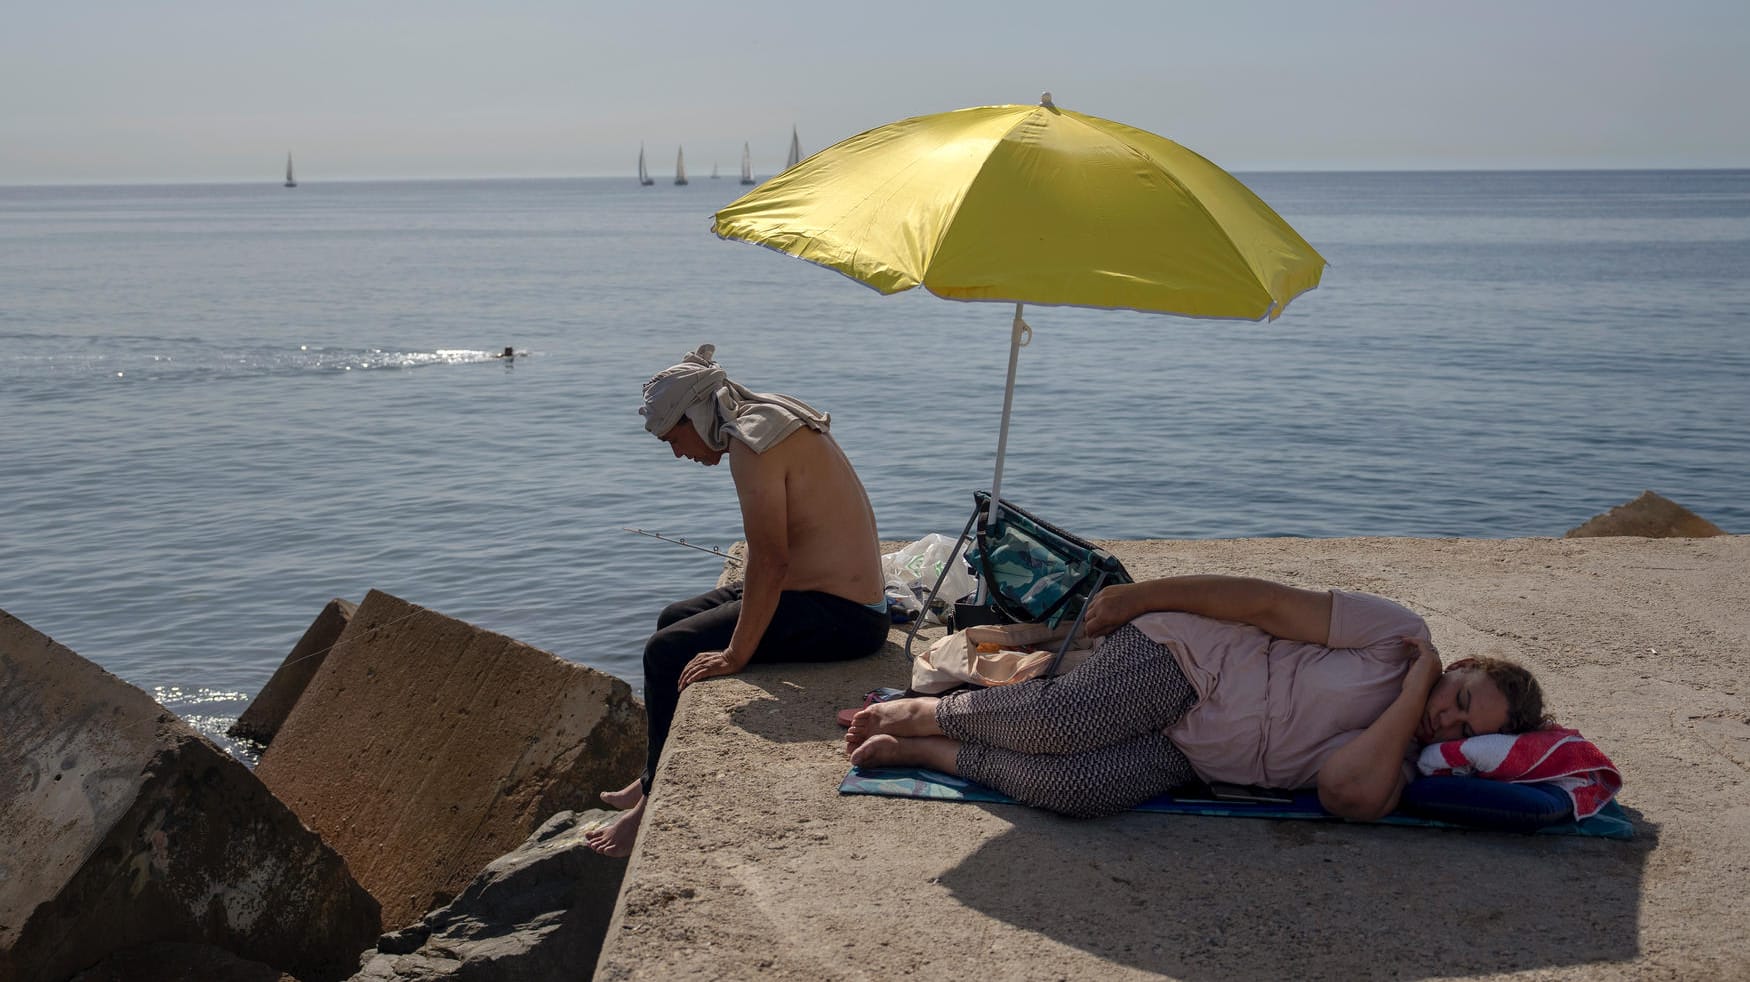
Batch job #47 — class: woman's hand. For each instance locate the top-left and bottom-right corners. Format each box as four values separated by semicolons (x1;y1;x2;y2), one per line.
1082;583;1143;638
678;648;750;690
1400;636;1443;699
1318;634;1444;821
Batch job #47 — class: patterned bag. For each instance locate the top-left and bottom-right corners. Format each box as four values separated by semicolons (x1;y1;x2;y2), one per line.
962;491;1133;629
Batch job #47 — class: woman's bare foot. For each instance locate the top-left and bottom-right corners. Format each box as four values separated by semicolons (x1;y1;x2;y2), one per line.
600;778;643;811
844;696;943;751
848;733;906;767
584;796;645;858
848;733;962;775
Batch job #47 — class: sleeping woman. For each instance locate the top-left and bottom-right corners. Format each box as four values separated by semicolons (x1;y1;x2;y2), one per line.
845;575;1547;820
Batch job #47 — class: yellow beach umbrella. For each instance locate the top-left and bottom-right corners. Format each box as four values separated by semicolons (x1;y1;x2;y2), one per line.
713;93;1326;510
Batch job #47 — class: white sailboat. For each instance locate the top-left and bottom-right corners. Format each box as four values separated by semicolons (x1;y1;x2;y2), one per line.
785;126;801;170
674;147;688;186
739;142;755;186
284;152;297;188
711;162;720;179
637;143;654;186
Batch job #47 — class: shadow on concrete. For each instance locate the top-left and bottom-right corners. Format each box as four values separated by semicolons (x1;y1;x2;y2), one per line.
720;644;1652;979
938;801;1653;981
726;641;910;745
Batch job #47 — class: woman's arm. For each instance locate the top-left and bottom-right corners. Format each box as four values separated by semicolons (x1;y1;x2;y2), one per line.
1082;575;1332;644
1315;637;1441;820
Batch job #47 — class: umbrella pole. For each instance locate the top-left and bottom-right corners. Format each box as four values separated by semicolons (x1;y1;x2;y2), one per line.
987;303;1030;527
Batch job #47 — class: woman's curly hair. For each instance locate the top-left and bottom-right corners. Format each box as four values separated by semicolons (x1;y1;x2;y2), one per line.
1469;655;1551;733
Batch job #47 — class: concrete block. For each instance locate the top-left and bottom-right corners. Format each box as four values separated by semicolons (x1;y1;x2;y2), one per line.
0;609;381;982
230;598;357;746
68;941;296;982
254;590;645;930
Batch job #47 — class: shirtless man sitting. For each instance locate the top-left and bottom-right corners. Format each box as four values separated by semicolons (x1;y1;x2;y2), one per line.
586;344;889;857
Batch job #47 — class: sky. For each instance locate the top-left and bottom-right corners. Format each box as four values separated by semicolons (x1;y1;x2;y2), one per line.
3;0;1748;184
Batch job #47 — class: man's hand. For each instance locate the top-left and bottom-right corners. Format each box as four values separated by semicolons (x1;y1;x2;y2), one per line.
1082;583;1143;638
678;648;750;690
1400;636;1443;699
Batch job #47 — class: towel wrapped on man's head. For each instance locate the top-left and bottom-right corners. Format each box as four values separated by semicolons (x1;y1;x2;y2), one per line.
640;344;726;438
639;343;830;454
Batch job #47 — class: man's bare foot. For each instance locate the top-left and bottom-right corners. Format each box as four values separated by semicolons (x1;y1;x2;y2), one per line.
584;796;645;858
844;696;942;751
600;778;643;811
848;733;961;775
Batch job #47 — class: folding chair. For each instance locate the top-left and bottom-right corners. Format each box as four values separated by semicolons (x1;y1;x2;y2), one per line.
904;491;1133;675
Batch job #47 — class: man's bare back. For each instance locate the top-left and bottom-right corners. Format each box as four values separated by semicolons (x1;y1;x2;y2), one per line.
729;427;882;604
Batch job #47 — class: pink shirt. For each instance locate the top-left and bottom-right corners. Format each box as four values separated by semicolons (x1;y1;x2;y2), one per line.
1130;590;1429;789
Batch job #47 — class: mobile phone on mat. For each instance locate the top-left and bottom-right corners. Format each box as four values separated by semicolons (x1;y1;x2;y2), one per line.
1208;782;1295;804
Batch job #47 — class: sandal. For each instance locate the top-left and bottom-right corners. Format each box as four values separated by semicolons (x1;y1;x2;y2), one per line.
835;687;906;727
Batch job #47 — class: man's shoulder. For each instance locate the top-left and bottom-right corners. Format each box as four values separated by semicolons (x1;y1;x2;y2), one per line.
730;425;831;460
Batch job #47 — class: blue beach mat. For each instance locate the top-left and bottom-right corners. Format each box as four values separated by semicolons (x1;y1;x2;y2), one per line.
839;766;1634;840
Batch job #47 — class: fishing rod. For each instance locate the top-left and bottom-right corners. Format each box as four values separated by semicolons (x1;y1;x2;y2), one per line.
621;527;744;565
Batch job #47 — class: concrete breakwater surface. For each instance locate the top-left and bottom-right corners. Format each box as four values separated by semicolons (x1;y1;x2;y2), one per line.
608;533;1750;982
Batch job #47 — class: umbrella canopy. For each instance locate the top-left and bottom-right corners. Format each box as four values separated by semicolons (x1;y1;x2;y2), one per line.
711;94;1326;508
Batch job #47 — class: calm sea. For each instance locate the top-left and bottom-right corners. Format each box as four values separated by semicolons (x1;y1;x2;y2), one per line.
3;171;1747;757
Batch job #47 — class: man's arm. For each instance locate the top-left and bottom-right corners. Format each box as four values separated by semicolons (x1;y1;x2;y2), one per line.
721;442;790;664
1316;636;1440;820
676;441;790;690
1082;575;1332;644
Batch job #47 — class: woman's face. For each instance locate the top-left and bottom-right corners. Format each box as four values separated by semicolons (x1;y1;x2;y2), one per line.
1416;663;1511;744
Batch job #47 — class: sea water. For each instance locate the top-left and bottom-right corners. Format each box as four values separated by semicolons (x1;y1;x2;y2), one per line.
3;171;1747;757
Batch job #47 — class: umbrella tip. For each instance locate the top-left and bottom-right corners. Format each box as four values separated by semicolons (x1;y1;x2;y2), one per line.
1040;91;1055;108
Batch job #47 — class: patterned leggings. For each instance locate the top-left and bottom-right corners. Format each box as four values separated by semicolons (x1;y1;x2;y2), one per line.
936;623;1199;818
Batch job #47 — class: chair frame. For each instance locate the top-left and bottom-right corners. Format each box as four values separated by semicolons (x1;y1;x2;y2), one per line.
904;491;1129;676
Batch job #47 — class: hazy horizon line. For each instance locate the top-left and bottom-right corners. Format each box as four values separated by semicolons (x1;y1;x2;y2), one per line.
6;164;1749;190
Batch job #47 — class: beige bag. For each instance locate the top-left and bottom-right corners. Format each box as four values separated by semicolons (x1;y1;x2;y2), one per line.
911;622;1093;695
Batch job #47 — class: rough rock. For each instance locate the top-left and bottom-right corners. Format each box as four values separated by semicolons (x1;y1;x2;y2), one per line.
68;941;298;982
1566;489;1727;538
0;609;381;982
254;589;645;930
230;597;357;746
350;809;627;982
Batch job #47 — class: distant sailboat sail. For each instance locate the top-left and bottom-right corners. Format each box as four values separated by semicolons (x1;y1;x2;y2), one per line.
675;147;688;186
711;162;720;179
739;142;755;186
785;126;801;170
638;143;654;186
284;152;297;188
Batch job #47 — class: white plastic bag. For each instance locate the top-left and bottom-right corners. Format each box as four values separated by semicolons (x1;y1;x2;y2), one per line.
911;622;1092;694
881;533;977;621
